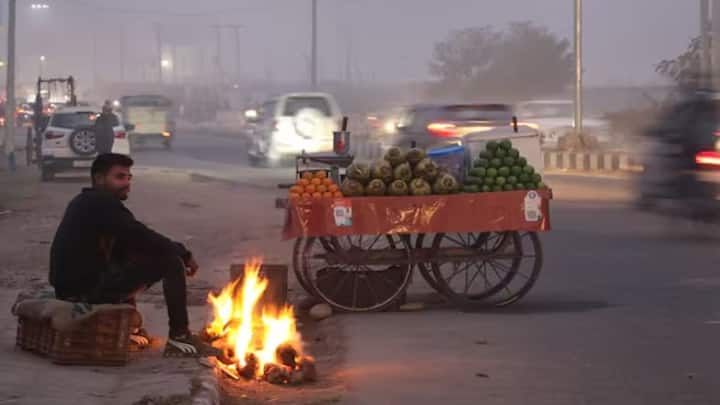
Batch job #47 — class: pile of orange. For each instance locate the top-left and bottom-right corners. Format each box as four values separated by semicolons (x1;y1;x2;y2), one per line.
289;171;343;200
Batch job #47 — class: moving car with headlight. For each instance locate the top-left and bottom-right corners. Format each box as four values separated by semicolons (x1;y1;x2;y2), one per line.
516;99;611;149
39;106;131;181
389;103;519;149
246;93;342;167
635;89;720;220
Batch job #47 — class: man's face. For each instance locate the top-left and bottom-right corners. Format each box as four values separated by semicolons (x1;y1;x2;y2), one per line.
94;165;132;200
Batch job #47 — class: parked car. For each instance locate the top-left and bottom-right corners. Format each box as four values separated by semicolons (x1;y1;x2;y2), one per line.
246;93;342;167
390;103;517;149
39;106;130;181
516;99;611;149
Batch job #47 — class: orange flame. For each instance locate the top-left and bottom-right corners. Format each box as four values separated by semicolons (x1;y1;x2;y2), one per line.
206;258;302;378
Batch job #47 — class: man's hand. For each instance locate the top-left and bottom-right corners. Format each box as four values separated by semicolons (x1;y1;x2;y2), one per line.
184;256;200;277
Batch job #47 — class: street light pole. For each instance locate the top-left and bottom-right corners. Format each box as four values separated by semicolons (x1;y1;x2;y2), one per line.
311;0;317;90
229;25;243;84
573;0;583;138
4;0;16;170
39;56;46;77
700;0;711;79
712;0;720;89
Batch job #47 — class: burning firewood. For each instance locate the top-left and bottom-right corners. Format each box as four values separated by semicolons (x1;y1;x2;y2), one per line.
205;258;318;385
216;362;240;380
289;370;305;385
298;356;317;382
263;363;292;385
275;343;298;369
239;353;259;380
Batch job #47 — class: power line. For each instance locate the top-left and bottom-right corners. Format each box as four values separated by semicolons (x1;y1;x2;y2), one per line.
66;0;266;17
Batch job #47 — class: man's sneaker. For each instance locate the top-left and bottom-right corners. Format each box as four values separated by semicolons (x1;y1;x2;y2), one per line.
164;332;219;358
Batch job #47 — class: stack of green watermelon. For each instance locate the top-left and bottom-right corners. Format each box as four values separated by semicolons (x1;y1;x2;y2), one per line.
463;139;546;193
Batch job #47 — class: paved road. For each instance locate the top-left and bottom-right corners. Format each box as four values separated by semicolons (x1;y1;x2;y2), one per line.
132;131;636;199
131;130;249;167
138;131;720;404
341;201;720;405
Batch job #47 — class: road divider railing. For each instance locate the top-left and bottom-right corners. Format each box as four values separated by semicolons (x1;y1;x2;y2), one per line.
320;136;644;174
543;150;642;172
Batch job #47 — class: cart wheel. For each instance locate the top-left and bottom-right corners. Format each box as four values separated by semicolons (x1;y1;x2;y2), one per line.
291;238;312;296
430;232;521;304
292;237;333;298
415;233;444;293
482;231;543;307
302;234;413;312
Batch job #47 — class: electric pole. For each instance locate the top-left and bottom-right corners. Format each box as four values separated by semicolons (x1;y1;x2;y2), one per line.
212;24;244;84
155;23;163;84
120;26;126;82
574;0;583;137
311;0;317;90
4;0;16;170
212;25;224;86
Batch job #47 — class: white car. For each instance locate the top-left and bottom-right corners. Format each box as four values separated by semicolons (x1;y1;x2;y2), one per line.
39;106;130;181
247;93;342;167
517;99;611;149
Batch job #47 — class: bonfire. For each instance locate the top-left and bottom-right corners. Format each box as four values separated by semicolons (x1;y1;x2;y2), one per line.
204;258;316;385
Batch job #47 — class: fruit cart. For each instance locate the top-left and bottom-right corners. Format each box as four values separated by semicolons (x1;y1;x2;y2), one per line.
280;120;551;312
283;190;551;312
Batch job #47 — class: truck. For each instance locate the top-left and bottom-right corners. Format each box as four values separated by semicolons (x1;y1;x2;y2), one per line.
119;94;175;150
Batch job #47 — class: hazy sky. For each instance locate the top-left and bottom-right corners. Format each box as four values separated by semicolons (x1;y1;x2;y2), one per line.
8;0;698;92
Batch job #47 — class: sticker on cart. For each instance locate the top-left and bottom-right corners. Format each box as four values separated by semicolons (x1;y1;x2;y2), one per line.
333;199;353;227
524;191;542;222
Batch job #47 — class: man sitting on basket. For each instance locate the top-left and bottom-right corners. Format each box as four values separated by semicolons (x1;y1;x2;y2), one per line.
49;153;206;357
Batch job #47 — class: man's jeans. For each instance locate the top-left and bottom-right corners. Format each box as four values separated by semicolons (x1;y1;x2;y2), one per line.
65;254;190;336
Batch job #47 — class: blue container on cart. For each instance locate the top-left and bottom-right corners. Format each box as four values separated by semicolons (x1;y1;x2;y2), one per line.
427;144;466;183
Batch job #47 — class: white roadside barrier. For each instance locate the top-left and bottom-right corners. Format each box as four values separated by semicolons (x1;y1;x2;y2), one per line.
347;137;642;173
543;150;641;172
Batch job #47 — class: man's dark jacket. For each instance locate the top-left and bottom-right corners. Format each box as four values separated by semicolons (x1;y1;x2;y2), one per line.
50;188;189;296
94;112;119;154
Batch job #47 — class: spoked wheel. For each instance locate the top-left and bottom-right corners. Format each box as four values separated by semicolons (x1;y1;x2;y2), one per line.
302;234;413;312
292;237;332;298
430;232;521;305
482;231;543;307
415;233;445;293
292;238;310;295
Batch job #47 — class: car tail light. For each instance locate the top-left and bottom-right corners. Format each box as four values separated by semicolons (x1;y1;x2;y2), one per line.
713;130;720;137
114;131;127;139
427;122;458;137
44;131;64;139
695;151;720;167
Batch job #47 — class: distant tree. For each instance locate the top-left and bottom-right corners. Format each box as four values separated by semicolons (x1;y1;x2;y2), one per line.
429;22;574;100
655;36;703;84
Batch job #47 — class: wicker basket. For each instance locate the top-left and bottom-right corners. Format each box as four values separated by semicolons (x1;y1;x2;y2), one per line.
16;307;138;366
